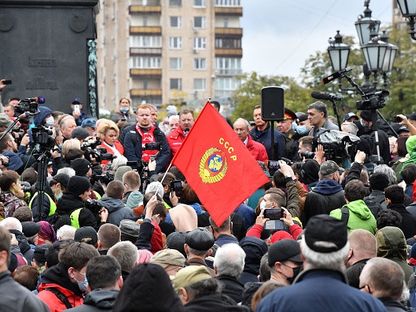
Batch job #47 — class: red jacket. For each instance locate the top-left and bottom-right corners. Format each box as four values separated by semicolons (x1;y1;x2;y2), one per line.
167;127;186;155
246;135;268;163
38;282;83;312
98;140;124;165
246;223;302;242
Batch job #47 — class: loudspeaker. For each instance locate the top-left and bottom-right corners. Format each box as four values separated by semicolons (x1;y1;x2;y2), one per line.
261;87;284;121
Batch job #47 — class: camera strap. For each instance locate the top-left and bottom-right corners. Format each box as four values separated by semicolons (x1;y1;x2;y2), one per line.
340;206;349;226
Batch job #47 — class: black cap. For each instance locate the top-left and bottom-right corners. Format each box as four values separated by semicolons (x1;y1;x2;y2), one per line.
33;244;49;265
71;127;89;141
185;228;214;251
304;214;348;253
408;113;416;121
71;158;91;176
21;221;40;238
74;226;98;246
268;239;302;266
167;232;186;256
52;173;70;189
398;126;410;134
67;176;91;197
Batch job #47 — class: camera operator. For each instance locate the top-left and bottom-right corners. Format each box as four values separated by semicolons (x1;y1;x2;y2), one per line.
55;176;107;230
123;103;171;174
0;131;30;173
355;110;391;165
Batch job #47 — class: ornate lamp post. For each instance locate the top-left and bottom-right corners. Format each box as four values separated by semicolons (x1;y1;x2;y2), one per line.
396;0;416;40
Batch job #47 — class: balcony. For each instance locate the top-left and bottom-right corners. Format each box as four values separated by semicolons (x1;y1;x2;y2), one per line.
214;6;243;16
129;5;161;13
130;68;162;77
215;69;243;76
215;48;243;57
130;89;162;96
215;27;243;37
129;26;162;35
130;47;162;55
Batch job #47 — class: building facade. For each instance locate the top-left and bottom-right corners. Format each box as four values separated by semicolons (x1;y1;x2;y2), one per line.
96;0;243;114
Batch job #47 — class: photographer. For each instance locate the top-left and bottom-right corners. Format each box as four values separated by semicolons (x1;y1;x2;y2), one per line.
0;132;30;174
55;176;107;230
123;103;171;174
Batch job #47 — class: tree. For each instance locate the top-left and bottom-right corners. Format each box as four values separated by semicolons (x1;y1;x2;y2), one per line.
231;72;311;121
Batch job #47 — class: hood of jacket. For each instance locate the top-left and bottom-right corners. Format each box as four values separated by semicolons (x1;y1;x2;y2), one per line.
38;262;82;296
84;289;119;309
347;200;373;221
313;179;343;195
57;192;85;215
98;197;125;214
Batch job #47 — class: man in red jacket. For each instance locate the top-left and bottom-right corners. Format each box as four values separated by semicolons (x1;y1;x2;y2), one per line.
167;108;194;155
37;241;99;311
233;118;268;164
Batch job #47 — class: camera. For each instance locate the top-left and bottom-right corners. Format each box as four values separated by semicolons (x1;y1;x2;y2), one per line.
81;139;115;163
394;115;403;123
15;97;45;115
144;142;161;151
356;90;389;111
263;208;283;220
299;151;315;159
313;130;360;163
85;199;102;215
170;180;183;196
91;172;114;185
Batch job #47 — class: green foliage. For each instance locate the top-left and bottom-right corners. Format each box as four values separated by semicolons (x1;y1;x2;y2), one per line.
231;72;311;121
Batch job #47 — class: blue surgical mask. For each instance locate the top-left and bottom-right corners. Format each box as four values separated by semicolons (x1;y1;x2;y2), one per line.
45;116;55;127
55;192;63;201
260;200;267;210
120;107;129;114
77;276;89;293
295;125;309;136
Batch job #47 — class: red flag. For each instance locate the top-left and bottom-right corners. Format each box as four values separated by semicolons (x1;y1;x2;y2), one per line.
172;102;269;226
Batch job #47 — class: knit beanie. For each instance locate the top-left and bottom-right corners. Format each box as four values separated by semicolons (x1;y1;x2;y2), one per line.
71;158;91;176
67;176;91;197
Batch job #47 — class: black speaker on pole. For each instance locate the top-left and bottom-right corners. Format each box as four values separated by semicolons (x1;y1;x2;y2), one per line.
261;86;284;121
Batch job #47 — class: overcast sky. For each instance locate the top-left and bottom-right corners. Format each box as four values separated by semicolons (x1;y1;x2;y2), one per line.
241;0;393;79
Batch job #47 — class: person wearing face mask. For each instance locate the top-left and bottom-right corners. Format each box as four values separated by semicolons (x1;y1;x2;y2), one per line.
268;239;303;285
0;170;28;218
111;97;136;131
37;241;100;311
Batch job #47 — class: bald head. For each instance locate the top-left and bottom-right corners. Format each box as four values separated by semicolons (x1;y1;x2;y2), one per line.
233;118;250;142
347;229;376;266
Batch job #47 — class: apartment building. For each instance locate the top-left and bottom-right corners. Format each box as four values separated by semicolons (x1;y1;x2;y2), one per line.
96;0;243;113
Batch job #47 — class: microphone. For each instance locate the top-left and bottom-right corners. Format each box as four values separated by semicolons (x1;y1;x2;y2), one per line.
322;68;352;84
311;91;342;101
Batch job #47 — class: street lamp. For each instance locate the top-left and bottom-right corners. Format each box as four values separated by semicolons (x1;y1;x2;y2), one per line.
328;30;350;72
380;31;399;73
355;0;380;45
396;0;416;40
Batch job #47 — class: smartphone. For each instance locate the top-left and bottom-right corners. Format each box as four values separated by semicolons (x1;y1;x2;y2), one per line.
264;220;288;231
170;180;183;194
2;79;12;85
263;208;283;220
73;104;80;114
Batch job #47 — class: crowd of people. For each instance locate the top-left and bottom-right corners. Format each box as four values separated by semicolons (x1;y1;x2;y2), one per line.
1;78;416;311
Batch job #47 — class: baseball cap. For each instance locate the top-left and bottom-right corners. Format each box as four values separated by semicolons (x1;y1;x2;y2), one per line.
304;214;348;253
150;249;186;269
319;160;340;176
74;226;98;246
268;239;302;266
81;117;97;129
172;266;212;291
343;112;358;122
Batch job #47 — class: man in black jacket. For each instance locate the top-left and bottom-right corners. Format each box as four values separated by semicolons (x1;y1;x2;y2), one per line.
66;255;122;312
123;103;171;174
0;226;49;312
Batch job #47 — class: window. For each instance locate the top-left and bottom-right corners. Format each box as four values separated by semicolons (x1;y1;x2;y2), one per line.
194;0;205;7
194;58;206;70
193;16;206;28
215;38;241;49
170;78;182;90
169;37;182;49
130;36;161;48
170;16;181;28
193;78;206;91
215;0;241;6
215;77;240;90
216;57;241;74
130;56;161;68
170;57;182;70
193;37;206;49
169;0;181;6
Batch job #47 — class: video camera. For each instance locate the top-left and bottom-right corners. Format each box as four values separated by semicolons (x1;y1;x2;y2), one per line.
15;97;45;116
81;139;115;164
356;90;389;111
313;130;360;163
91;171;114;185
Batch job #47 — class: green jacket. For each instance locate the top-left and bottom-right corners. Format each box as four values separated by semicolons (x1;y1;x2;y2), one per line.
330;199;377;234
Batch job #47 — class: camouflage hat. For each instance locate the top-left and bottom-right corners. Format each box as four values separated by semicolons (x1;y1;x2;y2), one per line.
375;226;407;260
319;160;340;176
